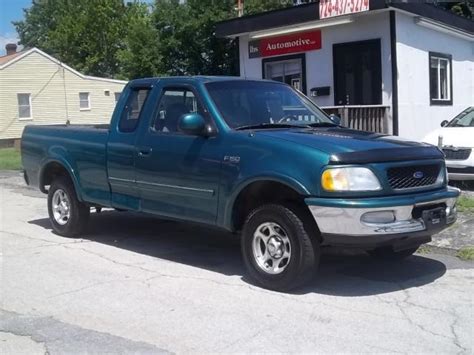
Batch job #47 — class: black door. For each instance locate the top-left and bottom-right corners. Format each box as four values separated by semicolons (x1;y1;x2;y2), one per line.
333;39;382;105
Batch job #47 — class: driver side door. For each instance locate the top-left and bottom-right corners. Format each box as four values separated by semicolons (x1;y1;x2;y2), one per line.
135;85;222;224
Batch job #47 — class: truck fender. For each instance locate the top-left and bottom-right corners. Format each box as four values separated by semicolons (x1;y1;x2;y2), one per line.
39;156;83;201
223;174;310;230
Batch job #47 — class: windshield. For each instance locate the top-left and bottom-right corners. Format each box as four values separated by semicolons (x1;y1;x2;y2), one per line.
205;80;332;129
447;107;474;127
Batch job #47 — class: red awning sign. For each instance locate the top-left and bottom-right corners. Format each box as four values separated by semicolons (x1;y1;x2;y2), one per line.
248;30;322;58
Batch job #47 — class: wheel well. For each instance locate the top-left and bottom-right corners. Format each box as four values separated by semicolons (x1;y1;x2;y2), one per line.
232;181;312;232
40;162;73;193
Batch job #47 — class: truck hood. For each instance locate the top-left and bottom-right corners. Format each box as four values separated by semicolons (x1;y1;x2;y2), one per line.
257;127;444;164
423;127;474;148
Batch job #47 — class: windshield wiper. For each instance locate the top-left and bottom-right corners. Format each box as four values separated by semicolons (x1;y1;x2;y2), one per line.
307;122;340;127
234;123;309;131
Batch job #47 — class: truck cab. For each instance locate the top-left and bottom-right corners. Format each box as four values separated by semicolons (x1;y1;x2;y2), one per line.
22;76;459;291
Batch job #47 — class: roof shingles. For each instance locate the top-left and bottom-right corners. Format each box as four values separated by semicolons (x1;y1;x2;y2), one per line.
0;50;26;65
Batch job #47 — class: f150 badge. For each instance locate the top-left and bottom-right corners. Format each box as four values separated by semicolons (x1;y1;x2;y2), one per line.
224;156;240;163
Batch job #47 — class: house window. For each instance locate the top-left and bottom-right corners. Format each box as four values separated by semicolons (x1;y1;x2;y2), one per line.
114;92;122;103
79;92;91;110
429;52;452;105
17;93;32;120
262;53;306;94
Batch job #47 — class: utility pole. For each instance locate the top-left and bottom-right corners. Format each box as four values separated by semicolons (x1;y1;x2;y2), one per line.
236;0;243;17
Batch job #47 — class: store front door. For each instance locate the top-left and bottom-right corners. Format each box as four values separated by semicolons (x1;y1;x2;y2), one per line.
263;54;306;93
333;39;382;105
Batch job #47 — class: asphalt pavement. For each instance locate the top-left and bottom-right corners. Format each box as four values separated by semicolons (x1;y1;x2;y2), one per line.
1;171;473;354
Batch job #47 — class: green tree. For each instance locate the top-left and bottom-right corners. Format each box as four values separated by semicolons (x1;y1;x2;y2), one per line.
117;3;162;79
14;0;298;79
243;0;293;15
14;0;132;78
434;0;473;18
152;0;294;76
152;0;238;76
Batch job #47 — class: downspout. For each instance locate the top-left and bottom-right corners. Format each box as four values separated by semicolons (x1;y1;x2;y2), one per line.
60;62;70;124
389;10;399;135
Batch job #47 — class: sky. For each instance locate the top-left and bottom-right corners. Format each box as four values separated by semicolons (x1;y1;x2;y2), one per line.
0;0;31;55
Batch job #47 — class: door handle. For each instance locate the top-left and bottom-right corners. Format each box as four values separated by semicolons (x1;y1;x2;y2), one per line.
137;147;152;157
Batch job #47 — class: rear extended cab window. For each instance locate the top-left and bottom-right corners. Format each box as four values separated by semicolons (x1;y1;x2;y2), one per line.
119;88;151;133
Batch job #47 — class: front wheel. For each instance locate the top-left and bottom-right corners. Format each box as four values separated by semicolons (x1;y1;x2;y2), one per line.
48;176;90;237
368;245;420;260
241;204;320;291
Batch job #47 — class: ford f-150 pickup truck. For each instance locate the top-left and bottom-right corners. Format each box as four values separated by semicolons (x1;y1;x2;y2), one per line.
22;77;459;291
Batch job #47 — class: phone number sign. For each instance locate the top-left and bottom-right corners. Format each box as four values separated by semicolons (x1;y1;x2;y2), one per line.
319;0;369;19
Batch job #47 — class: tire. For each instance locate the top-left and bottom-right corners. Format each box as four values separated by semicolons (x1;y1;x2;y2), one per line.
368;245;420;260
241;204;320;291
47;176;90;237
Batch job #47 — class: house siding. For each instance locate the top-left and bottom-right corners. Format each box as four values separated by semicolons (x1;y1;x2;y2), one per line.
237;12;393;133
0;50;126;140
395;12;474;140
238;12;393;108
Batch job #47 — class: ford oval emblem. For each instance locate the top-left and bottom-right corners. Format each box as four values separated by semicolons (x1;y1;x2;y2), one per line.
413;171;424;179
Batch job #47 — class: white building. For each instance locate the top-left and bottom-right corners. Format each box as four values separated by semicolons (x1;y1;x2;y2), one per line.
0;44;127;143
216;1;473;140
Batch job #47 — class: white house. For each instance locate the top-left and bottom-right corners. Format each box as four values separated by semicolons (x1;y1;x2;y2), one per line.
216;0;473;140
0;44;127;143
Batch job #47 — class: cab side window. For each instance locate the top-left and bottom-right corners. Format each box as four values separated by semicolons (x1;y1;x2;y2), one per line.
119;88;150;133
152;88;202;133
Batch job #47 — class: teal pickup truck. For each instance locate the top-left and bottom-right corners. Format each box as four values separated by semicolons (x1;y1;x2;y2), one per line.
22;77;459;291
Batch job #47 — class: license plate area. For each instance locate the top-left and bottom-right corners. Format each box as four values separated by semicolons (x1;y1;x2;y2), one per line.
412;203;445;219
421;206;447;230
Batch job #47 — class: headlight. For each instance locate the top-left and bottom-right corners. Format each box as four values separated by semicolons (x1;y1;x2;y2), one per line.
321;167;382;192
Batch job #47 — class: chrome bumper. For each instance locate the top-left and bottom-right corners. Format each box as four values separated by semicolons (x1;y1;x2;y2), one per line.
308;197;457;236
448;173;474;181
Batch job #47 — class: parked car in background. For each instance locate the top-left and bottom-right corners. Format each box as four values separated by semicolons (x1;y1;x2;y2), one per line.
423;107;474;181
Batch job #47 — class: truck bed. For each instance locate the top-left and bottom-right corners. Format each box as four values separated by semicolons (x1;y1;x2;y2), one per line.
22;124;111;206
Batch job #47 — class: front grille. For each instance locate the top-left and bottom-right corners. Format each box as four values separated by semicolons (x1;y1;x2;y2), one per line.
442;148;471;160
387;164;441;190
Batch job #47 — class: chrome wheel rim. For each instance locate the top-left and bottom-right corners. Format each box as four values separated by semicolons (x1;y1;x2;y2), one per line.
52;189;70;225
252;222;291;275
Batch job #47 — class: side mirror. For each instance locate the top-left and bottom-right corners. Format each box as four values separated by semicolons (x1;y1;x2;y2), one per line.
440;120;449;127
178;113;207;136
329;114;341;126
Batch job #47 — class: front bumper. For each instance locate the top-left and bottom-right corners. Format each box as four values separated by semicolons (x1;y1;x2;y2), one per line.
447;160;474;181
305;187;459;248
447;167;474;181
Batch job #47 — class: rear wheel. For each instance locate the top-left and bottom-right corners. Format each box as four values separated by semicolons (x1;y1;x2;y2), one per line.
368;245;419;260
48;176;90;237
241;204;320;291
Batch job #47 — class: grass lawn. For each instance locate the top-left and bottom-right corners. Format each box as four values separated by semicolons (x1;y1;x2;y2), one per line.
0;148;22;170
457;246;474;261
457;195;474;212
